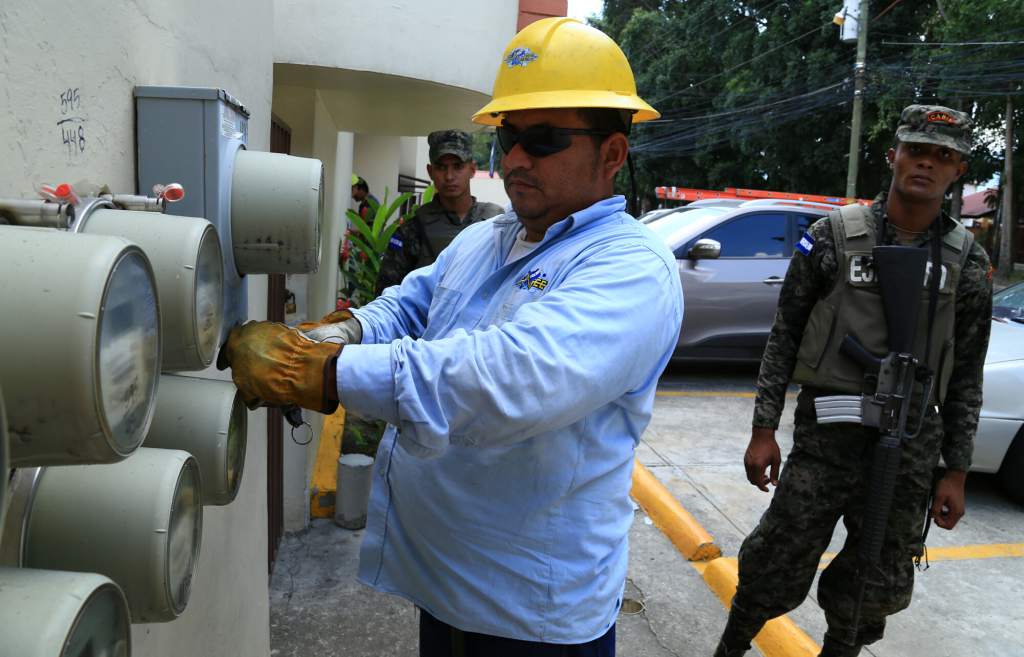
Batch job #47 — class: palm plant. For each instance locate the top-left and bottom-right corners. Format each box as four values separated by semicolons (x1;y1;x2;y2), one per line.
341;185;434;306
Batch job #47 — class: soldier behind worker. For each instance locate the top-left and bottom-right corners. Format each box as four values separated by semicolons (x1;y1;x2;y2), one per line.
375;130;503;293
713;105;992;657
351;175;379;220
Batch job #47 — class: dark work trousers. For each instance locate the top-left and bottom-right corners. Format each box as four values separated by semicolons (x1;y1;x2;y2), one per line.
727;390;941;648
419;610;616;657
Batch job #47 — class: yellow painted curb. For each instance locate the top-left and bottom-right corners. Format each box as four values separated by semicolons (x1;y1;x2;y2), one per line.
310;407;346;518
630;460;721;561
692;559;820;657
633;458;821;657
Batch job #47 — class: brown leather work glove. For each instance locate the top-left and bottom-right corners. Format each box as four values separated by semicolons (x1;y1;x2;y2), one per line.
296;309;362;345
216;321;343;414
296;309;354;332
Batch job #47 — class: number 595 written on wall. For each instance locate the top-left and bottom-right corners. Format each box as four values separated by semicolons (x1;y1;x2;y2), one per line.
57;87;85;156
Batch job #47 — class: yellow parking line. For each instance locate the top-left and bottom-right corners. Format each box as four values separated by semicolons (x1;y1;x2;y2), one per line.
657;390;758;398
816;542;1024;567
712;543;1024;573
656;390;798;398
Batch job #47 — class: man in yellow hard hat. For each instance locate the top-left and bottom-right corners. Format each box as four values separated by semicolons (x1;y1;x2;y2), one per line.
219;17;681;656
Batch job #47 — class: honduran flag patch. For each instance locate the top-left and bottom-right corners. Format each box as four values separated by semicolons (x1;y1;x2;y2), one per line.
795;231;814;256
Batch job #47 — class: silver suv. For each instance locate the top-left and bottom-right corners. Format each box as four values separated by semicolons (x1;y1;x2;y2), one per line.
647;200;839;361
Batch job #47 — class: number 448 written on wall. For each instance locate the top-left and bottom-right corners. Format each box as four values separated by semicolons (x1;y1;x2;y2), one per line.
57;87;85;156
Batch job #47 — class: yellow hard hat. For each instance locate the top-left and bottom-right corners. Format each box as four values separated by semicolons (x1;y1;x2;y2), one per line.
472;17;659;126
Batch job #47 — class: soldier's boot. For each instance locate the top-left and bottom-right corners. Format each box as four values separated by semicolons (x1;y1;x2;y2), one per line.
712;602;763;657
712;638;749;657
818;634;863;657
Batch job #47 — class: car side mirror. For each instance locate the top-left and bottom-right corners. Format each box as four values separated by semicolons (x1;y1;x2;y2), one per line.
688;238;721;260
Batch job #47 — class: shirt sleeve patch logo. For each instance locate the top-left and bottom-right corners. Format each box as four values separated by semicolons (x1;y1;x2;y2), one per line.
515;268;549;291
388;236;403;250
505;47;538;68
795;231;815;256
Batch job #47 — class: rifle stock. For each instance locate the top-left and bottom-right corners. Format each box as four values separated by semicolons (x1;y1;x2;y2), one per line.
873;246;929;353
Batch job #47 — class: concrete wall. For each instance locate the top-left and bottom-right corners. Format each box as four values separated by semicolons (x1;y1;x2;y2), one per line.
472;173;512;210
1;1;273;655
354;134;403;209
274;0;518;96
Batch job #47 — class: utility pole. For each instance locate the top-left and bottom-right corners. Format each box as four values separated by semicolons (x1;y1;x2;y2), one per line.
845;0;870;199
997;94;1015;283
950;100;966;221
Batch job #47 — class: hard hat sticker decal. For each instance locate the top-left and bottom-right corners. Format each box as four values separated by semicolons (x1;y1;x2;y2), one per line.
505;47;538;68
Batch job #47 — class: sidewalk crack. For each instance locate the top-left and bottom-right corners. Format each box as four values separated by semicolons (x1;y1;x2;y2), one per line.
625;578;684;657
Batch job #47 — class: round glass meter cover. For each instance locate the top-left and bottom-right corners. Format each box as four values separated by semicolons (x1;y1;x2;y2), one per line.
62;584;130;657
194;228;224;365
97;250;160;453
226;393;248;499
167;458;202;613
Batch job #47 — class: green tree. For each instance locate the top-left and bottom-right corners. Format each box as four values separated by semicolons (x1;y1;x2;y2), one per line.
597;0;1023;213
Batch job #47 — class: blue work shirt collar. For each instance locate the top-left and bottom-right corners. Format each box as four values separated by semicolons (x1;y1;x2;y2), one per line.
492;195;627;254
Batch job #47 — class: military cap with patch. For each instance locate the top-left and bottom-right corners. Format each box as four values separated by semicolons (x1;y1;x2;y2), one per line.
896;104;973;155
428;130;473;164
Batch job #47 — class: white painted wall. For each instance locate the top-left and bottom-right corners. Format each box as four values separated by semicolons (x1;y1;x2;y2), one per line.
354;134;403;209
472;174;512;210
400;136;421;179
274;0;518;96
1;1;273;655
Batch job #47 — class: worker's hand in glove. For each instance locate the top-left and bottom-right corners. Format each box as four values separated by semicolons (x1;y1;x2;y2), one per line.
296;309;363;345
216;321;343;414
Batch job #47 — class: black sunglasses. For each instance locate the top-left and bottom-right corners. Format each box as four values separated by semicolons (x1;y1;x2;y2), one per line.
496;125;612;158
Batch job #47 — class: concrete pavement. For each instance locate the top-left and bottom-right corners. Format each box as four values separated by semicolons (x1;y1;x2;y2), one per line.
268;503;724;656
269;364;1024;656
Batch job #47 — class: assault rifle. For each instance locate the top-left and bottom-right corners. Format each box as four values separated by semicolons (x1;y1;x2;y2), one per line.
812;245;935;642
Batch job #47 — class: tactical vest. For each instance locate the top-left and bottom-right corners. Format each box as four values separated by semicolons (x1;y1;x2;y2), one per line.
791;204;973;403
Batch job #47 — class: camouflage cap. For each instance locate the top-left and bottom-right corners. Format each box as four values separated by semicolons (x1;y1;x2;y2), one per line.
896;104;973;155
428;130;473;164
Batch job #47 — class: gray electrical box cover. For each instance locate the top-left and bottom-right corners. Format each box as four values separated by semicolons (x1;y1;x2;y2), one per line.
134;86;249;339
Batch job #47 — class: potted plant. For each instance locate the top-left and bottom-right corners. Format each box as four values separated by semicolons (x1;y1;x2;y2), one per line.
334;185;433;529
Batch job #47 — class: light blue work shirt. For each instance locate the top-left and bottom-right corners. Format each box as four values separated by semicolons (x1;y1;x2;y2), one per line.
340;195;683;643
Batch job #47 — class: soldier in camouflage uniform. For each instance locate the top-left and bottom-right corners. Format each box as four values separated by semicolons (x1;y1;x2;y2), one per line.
714;105;992;657
375;130;504;293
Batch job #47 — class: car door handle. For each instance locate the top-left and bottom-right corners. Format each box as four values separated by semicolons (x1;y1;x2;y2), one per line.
762;277;784;285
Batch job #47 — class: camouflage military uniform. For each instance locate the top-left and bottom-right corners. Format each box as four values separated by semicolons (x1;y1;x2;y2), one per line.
375;197;504;293
726;192;992;649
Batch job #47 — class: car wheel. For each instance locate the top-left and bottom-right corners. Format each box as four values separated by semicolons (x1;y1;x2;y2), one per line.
996;426;1024;505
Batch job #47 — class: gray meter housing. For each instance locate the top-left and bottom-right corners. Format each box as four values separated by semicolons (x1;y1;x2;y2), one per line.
135;86;250;340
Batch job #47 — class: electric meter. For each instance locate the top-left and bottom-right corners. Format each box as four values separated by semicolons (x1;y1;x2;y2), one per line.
83;210;224;371
0;226;160;466
231;149;324;274
22;448;202;622
0;567;131;657
146;375;247;505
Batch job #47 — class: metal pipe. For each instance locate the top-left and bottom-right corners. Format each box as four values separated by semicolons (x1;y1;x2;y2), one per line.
0;199;72;229
107;194;165;213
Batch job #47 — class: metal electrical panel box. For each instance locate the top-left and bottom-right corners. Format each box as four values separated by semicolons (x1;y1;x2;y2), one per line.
134;86;249;338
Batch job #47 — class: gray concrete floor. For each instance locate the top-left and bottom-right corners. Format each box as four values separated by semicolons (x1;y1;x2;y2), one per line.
270;364;1024;657
645;364;1024;657
269;506;723;656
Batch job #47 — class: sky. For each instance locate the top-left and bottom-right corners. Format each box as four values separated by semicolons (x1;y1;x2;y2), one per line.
567;0;604;22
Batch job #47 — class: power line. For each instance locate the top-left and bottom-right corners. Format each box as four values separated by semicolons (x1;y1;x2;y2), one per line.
647;21;832;106
882;40;1024;46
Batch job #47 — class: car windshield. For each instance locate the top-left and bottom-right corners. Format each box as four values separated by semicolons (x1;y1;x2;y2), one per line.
648;207;730;246
638;208;678;224
993;282;1024;323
